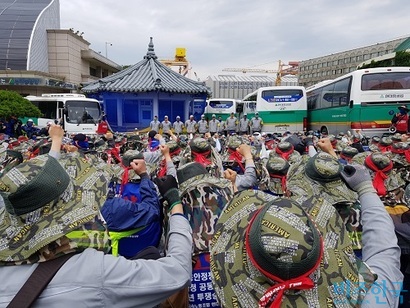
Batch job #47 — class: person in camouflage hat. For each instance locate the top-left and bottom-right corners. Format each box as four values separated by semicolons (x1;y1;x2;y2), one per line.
265;155;289;196
391;141;410;168
369;136;381;152
286;151;358;206
0;124;194;307
378;136;393;153
223;135;246;173
223;143;258;192
270;140;301;165
391;133;404;143
180;136;224;178
0;125;111;263
390;142;410;186
349;133;366;153
210;189;380;307
329;133;347;153
339;145;359;165
363;152;405;197
363;152;406;209
177;162;233;255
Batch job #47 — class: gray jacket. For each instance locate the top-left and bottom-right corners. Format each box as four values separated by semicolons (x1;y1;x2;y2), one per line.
360;192;403;307
235;160;258;191
0;215;192;308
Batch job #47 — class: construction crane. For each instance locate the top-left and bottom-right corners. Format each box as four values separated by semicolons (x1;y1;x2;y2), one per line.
160;48;190;76
222;60;299;86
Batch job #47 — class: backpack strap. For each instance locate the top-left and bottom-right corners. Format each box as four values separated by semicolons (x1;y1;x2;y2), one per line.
7;253;75;308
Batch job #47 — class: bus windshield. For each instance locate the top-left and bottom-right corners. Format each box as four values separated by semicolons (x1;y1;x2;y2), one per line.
66;101;100;124
208;100;234;109
261;89;304;103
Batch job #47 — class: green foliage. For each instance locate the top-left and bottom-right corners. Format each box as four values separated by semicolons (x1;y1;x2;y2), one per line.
395;51;410;66
358;51;410;69
0;90;42;119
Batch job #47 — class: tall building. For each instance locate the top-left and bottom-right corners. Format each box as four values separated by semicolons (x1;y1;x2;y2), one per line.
298;36;409;88
0;0;121;96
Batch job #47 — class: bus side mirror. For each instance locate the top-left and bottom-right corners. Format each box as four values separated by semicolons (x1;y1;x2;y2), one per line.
236;104;243;113
349;100;353;108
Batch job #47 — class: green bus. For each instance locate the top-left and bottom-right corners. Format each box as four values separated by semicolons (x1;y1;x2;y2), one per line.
242;86;307;134
306;67;410;136
204;98;244;120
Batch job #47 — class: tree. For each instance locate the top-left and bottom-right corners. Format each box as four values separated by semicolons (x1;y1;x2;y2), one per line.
0;90;42;119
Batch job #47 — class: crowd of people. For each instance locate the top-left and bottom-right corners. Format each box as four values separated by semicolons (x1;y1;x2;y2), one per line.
0;110;408;307
150;113;264;137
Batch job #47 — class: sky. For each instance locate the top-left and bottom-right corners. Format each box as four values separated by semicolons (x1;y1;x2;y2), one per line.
59;0;410;81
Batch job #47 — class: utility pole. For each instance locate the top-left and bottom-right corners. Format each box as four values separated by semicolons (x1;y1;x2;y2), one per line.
105;42;112;58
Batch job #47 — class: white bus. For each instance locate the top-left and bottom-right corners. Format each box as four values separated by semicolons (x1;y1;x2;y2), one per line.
25;93;102;135
204;98;244;120
242;86;307;133
306;67;410;136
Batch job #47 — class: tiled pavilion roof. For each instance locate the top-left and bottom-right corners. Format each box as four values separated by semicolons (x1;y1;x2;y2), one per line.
82;37;211;95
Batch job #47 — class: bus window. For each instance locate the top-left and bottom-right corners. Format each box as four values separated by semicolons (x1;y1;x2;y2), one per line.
362;72;410;90
319;83;334;109
32;101;57;119
307;90;319;110
246;102;256;111
333;78;350;106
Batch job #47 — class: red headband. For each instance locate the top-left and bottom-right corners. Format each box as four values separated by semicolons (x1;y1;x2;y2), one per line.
364;155;393;196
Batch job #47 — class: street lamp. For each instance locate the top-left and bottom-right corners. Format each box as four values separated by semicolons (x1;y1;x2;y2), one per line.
105;42;112;58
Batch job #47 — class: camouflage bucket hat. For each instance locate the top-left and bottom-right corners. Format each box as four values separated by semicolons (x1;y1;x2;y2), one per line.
166;140;179;153
166;140;182;163
364;152;404;194
177;162;232;197
391;142;410;167
189;137;211;153
266;156;289;195
378;136;393;152
0;155;109;262
210;190;375;307
272;141;301;164
286;152;357;205
391;133;403;142
122;149;144;167
351;151;371;165
227;135;243;150
340;146;359;160
177;160;206;180
371;136;380;144
379;136;393;146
